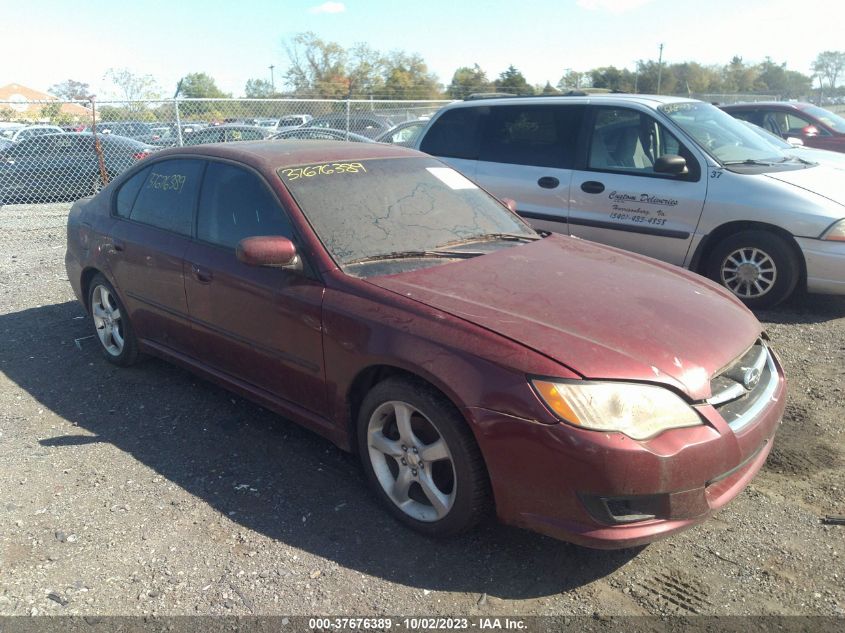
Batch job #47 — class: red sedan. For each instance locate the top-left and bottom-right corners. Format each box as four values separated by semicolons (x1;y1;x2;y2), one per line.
65;141;785;548
721;101;845;153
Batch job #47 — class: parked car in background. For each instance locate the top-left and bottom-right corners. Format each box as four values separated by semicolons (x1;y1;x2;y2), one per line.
309;113;394;139
182;124;273;146
270;127;373;143
65;140;784;548
415;95;845;307
98;121;155;140
375;120;428;146
277;114;312;129
741;120;845;168
0;122;25;139
720;102;845;154
8;124;64;142
0;132;153;203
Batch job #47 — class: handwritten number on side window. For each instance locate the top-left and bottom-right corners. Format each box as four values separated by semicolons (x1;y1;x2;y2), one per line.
147;173;187;192
281;163;367;181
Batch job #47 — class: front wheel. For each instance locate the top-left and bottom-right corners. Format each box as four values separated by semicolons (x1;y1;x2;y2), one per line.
707;230;800;309
357;377;492;537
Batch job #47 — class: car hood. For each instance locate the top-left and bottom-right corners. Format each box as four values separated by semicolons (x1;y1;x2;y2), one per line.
764;165;845;207
367;235;761;400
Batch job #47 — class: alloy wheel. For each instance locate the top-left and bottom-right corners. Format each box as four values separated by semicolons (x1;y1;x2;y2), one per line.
366;400;457;522
91;284;124;356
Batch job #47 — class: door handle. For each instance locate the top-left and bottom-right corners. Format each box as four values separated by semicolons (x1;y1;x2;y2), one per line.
112;238;125;252
537;176;560;189
191;264;213;283
580;180;605;194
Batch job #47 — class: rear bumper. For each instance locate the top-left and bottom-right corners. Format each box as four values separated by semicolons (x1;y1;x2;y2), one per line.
795;236;845;295
467;358;785;549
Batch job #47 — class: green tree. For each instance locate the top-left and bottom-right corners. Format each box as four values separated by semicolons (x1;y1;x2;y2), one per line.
346;43;386;98
812;51;845;92
493;65;533;95
557;70;587;91
178;72;230;98
669;62;720;95
541;81;560;95
48;79;90;101
244;78;275;98
382;52;441;100
590;66;635;92
720;56;758;93
447;64;492;99
103;68;161;102
284;31;349;98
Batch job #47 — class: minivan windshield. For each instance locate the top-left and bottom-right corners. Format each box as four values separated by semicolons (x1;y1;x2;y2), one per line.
659;101;789;165
279;156;536;266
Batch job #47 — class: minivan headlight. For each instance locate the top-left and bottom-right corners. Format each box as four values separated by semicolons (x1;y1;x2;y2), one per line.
531;379;702;440
821;219;845;242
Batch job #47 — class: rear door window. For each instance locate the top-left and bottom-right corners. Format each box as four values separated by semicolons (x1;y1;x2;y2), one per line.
115;166;151;218
197;162;293;249
420;107;487;159
128;159;204;235
479;105;584;168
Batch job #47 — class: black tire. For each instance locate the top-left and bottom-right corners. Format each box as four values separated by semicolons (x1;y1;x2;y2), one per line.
356;376;492;537
87;273;140;366
706;230;800;309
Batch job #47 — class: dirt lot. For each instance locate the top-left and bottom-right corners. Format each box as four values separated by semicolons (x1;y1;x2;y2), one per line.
1;202;843;619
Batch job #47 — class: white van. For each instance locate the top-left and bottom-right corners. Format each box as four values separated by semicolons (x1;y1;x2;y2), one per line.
414;95;845;307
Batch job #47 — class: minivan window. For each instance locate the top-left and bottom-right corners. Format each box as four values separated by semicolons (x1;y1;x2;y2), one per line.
660;101;787;164
128;159;204;235
479;105;584;169
588;107;690;175
198;162;293;249
420;107;486;160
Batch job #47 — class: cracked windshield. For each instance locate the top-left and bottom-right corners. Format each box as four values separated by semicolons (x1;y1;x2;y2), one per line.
278;156;536;266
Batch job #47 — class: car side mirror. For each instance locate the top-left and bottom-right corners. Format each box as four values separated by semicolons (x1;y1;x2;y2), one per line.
236;236;301;270
501;198;518;213
654;154;688;176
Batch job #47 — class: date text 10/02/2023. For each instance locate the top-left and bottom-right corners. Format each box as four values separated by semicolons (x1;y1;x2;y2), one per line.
307;617;528;630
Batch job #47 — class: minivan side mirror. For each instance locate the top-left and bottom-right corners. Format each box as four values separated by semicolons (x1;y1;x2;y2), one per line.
236;236;301;269
654;154;688;176
501;198;518;213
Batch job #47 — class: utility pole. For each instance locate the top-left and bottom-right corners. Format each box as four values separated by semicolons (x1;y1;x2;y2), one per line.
656;43;664;94
269;65;276;92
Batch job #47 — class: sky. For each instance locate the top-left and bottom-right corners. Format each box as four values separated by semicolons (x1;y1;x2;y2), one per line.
2;0;844;100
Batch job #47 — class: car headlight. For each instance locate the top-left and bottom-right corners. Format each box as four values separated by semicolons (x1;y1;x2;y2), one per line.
821;219;845;242
531;379;702;440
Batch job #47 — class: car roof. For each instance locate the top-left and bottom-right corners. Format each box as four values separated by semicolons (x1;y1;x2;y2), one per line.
720;101;813;110
442;93;697;110
149;139;420;169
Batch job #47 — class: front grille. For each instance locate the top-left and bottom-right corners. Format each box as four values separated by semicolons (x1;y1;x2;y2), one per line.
708;340;778;432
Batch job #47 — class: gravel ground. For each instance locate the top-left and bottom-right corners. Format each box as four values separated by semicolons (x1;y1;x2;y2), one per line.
0;202;843;619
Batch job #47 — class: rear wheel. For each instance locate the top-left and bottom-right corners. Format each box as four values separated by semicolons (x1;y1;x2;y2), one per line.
707;230;799;309
88;274;139;366
357;377;492;537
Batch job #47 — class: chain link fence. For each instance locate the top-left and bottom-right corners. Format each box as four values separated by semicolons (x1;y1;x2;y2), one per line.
0;98;450;207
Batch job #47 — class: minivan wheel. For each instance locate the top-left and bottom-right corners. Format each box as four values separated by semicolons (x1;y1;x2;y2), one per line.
707;230;799;309
357;377;492;537
88;274;139;366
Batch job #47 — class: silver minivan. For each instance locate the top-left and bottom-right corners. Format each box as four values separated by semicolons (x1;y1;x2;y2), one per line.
414;95;845;307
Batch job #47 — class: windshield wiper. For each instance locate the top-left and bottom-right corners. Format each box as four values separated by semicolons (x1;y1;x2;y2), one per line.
722;159;779;166
345;249;484;265
438;232;542;248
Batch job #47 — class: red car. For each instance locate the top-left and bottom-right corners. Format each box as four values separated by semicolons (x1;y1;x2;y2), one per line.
721;101;845;153
65;141;785;548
